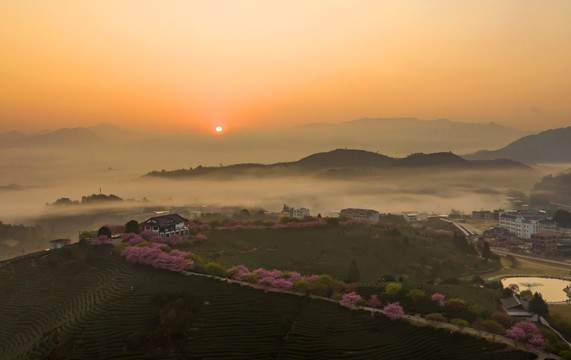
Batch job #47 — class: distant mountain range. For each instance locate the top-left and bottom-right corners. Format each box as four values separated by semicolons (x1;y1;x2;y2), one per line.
0;118;527;158
145;149;533;179
464;126;571;163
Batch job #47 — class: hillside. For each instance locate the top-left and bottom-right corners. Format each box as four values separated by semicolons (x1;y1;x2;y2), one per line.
186;225;500;284
145;149;533;179
0;244;535;359
465;126;571;163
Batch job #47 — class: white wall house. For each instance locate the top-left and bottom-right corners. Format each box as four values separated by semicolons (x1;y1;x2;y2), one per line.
339;208;380;223
499;213;539;239
141;213;189;238
292;208;310;219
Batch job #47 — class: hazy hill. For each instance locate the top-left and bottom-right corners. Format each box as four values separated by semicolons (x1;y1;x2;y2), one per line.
0;245;535;359
464;126;571;163
283;118;529;156
0;127;104;149
145;149;533;178
87;122;143;142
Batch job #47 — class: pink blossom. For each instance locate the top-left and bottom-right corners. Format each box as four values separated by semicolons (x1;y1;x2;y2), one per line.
195;233;208;242
140;230;157;242
120;245;194;272
288;272;303;282
366;295;381;307
514;321;538;335
431;293;446;306
91;235;111;245
228;265;250;281
505;326;526;341
339;292;362;308
384;302;404;320
305;275;319;284
527;334;548;351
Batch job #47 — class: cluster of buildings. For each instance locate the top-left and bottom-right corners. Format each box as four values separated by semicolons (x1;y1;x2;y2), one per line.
478;210;568;257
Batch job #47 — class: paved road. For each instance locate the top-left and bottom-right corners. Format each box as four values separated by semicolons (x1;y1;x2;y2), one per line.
492;248;571;267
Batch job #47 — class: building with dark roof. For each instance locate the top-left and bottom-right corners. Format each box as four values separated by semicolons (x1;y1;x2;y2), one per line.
141;213;189;238
500;296;532;318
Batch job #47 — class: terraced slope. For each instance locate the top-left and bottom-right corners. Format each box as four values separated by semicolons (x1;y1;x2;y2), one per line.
0;245;536;359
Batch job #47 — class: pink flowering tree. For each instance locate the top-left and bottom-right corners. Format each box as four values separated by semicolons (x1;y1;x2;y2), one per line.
120;245;194;272
505;326;526;341
431;293;446;306
508;284;520;293
366;295;381;308
339;292;362;308
91;235;111;245
527;334;548;351
121;233;145;246
384;302;404;320
140;230;157;242
514;321;538;335
160;234;183;246
228;265;250;281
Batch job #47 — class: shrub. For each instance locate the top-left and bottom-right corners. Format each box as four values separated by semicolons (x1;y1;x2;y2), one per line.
451;318;469;327
446;298;467;310
406;289;426;302
205;262;227;277
242;273;259;284
309;282;329;297
560;350;571;360
385;282;402;297
279;271;291;279
292;280;310;295
426;313;447;322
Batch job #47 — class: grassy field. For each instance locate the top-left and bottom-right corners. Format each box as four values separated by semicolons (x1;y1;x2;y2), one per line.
486;255;571;279
549;304;571;321
0;245;536;360
188;225;498;282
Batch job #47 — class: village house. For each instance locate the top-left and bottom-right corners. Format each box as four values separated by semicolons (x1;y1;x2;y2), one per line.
141;213;189;238
340;208;380;223
500;296;532;318
292;208;310;219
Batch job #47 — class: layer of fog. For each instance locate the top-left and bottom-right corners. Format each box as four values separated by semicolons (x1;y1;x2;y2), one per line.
1;162;544;238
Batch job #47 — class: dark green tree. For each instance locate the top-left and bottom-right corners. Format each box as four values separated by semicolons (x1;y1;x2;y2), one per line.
345;259;360;283
124;220;140;234
481;241;491;259
529;292;549;318
97;226;111;238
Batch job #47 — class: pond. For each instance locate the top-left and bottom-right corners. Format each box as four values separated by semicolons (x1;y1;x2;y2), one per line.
501;276;571;303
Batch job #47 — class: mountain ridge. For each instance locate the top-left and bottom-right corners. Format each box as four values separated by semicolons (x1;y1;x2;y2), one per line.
464;126;571;163
145;148;533;178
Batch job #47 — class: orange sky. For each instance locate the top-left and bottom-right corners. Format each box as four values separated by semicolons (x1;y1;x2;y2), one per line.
1;1;570;134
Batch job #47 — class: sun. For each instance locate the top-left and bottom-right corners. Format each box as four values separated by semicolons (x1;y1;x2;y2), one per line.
215;125;223;133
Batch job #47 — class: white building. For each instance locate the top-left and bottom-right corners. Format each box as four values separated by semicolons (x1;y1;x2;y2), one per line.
499;213;540;239
292;208;310;219
340;208;380;223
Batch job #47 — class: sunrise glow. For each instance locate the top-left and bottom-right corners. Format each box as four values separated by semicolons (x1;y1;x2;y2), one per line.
215;126;223;133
